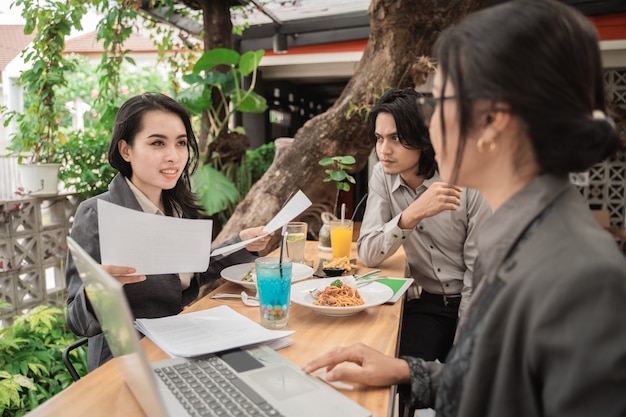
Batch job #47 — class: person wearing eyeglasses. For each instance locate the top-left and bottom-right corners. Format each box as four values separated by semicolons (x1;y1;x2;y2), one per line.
305;1;626;416
357;87;491;368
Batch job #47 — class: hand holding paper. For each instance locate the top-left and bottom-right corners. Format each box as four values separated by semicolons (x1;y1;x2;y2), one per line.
98;200;213;275
210;190;312;257
97;190;313;274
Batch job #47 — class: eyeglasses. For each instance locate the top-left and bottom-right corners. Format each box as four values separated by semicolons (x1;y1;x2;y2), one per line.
416;95;456;124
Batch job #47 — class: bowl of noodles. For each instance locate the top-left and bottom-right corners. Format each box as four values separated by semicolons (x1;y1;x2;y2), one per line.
290;277;393;317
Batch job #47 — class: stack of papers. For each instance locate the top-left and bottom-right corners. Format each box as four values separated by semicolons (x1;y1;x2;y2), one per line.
135;305;294;358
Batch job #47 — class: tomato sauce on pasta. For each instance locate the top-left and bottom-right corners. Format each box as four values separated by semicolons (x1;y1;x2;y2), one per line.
313;283;364;307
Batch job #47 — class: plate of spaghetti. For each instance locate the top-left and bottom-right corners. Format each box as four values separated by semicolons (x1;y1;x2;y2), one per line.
290;278;393;317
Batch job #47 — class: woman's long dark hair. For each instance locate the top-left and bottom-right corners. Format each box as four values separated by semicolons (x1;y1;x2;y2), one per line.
108;93;204;218
367;88;437;179
434;0;620;182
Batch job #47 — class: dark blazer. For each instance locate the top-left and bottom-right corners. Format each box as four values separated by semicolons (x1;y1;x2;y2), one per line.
436;175;626;417
66;174;257;371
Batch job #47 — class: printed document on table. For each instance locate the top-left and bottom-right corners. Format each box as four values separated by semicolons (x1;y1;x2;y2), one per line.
97;199;213;275
135;305;294;357
210;190;312;257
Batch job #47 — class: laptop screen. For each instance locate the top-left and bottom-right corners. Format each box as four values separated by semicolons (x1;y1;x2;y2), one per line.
67;237;169;417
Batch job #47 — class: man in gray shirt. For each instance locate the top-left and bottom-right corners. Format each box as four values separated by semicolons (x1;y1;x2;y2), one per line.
358;88;491;362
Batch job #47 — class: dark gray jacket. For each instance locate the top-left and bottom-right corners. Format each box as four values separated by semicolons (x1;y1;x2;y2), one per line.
66;174;257;371
404;175;626;417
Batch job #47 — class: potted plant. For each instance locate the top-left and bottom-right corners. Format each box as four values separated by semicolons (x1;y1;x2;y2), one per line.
4;1;87;195
317;155;356;248
177;48;268;222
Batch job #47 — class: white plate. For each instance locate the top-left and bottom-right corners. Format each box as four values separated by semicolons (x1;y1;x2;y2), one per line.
290;278;393;317
317;244;332;252
220;262;315;290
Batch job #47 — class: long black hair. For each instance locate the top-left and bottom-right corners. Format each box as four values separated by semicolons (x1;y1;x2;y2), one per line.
434;0;620;182
108;93;204;218
367;88;437;179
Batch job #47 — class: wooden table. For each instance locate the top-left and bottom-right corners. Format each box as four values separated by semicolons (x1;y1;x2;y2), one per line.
27;241;407;417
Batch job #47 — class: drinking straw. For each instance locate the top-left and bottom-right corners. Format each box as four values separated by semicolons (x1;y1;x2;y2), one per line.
341;203;346;221
351;193;368;221
279;225;288;277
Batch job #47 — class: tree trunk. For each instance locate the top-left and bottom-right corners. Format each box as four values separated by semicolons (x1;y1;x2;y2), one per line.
217;0;485;250
197;0;233;151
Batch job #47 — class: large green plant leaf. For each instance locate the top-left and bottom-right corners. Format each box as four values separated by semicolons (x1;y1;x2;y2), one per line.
236;92;268;113
239;50;264;76
182;73;203;84
220;69;240;96
193;48;240;73
177;84;208;116
199;71;228;87
191;165;240;216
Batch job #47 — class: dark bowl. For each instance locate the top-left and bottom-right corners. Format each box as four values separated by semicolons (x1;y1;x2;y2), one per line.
322;267;346;277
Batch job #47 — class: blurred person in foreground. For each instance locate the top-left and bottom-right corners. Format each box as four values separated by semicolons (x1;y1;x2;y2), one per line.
304;1;626;416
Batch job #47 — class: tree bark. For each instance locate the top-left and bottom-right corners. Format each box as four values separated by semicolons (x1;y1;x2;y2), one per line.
197;0;233;150
217;0;485;250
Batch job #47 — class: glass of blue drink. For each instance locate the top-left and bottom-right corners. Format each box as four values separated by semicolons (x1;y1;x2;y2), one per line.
254;257;293;329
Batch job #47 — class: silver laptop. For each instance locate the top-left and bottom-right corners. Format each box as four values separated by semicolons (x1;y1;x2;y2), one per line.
67;237;370;417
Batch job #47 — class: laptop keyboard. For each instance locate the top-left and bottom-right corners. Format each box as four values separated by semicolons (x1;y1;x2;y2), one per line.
154;356;285;417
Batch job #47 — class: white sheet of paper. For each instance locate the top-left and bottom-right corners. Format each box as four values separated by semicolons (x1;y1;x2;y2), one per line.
263;190;312;233
134;305;294;357
210;190;312;257
98;200;213;275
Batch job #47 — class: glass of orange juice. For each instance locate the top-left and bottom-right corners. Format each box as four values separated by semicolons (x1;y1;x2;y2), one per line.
329;219;353;259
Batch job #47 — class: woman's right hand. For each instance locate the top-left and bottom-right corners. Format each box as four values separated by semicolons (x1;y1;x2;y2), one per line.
302;343;411;386
101;265;146;285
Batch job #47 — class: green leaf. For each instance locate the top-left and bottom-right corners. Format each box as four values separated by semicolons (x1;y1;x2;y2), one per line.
222;70;239;96
201;71;228;87
329;171;348;181
182;73;203;84
319;158;334;166
24;20;35;35
235;92;267;113
238;50;264;76
177;86;207;115
191;165;240;216
193;48;240;73
12;374;35;390
336;155;356;164
57;21;72;36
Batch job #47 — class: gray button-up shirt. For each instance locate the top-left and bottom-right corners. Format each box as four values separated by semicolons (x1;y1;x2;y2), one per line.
357;163;492;318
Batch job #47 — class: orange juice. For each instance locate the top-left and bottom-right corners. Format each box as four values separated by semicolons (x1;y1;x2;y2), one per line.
330;220;353;258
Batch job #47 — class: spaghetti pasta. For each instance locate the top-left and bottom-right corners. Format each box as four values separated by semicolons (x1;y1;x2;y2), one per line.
313;283;364;307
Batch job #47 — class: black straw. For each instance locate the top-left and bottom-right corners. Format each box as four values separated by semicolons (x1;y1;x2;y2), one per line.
279;226;288;277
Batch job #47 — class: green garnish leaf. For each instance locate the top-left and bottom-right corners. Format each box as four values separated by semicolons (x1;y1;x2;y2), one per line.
331;279;343;287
